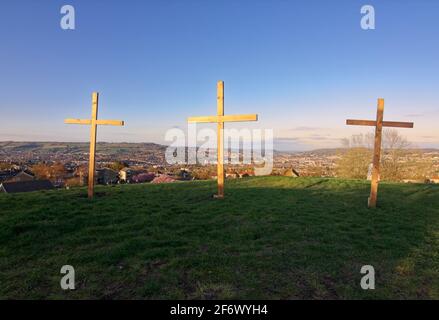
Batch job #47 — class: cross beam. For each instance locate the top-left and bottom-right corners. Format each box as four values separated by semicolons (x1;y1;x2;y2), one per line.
346;120;413;128
346;98;414;208
188;81;258;199
64;119;124;126
64;92;125;198
188;115;258;123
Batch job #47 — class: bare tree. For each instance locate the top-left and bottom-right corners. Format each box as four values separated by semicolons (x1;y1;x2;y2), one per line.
381;130;411;180
336;129;424;181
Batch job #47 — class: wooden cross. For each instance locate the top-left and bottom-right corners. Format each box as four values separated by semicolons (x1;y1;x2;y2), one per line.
64;92;124;198
188;81;258;199
346;98;414;208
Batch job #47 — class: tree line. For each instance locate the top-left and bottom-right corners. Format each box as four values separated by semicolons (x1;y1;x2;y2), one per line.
336;129;435;181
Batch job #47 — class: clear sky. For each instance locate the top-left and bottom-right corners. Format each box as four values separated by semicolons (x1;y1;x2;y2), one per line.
0;0;438;151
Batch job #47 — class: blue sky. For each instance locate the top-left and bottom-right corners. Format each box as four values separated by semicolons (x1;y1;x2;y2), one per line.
0;0;438;150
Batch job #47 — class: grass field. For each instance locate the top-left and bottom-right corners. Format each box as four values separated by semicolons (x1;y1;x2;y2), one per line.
0;177;438;299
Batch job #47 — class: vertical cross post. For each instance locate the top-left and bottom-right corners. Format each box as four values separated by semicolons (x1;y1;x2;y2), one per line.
88;92;99;199
216;81;225;198
368;98;384;208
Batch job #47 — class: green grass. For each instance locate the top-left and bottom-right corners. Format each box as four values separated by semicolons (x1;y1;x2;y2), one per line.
0;177;438;299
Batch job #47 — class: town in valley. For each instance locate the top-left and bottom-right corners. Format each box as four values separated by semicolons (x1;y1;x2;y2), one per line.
1;141;438;193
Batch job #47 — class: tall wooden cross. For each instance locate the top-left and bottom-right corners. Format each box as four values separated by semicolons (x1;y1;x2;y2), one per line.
65;92;125;198
346;98;414;208
188;81;258;199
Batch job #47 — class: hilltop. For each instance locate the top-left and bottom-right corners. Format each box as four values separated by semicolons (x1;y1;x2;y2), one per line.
0;141;166;156
0;176;438;299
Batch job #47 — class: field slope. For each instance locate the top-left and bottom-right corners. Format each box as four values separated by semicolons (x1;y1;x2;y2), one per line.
0;177;438;299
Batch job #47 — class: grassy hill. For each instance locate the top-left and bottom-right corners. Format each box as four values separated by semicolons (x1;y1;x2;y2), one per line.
0;177;438;299
0;141;166;156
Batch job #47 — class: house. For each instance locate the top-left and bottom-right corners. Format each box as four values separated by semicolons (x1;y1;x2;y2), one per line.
0;170;15;183
119;167;131;182
119;167;140;183
96;168;119;185
7;171;35;183
0;170;34;183
0;180;54;194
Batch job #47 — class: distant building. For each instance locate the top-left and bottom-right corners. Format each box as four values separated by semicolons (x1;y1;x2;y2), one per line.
119;167;150;183
96;168;119;185
0;170;34;183
8;171;35;183
0;180;54;194
119;167;132;183
119;167;146;183
0;171;14;183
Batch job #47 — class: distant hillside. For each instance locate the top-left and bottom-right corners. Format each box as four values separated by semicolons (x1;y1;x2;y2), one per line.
0;176;438;299
0;141;166;155
295;147;439;157
2;141;437;155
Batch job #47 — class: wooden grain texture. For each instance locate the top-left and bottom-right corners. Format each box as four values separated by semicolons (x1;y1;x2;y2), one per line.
64;119;92;125
88;92;99;199
187;81;258;199
217;81;225;198
346;119;413;128
96;120;124;126
65;119;124;126
188;114;258;123
368;98;384;208
64;92;125;199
